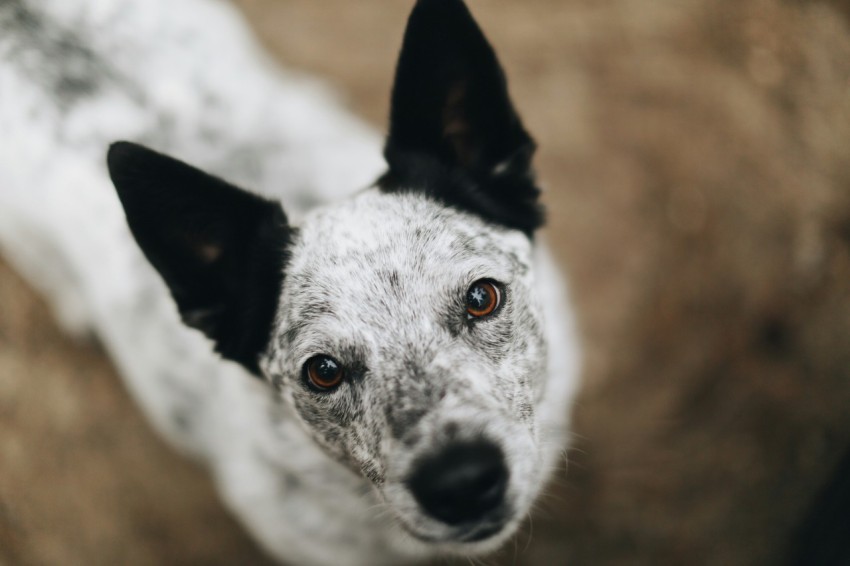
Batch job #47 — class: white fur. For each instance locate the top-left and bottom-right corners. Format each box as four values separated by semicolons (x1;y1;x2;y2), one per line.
0;1;581;564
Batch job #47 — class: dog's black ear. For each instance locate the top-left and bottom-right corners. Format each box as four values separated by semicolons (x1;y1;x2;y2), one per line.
382;0;543;235
107;142;290;376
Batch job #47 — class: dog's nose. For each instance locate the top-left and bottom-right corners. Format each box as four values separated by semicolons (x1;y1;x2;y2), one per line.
408;441;509;525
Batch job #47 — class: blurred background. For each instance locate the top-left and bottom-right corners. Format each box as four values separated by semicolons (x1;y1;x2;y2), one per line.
2;0;850;564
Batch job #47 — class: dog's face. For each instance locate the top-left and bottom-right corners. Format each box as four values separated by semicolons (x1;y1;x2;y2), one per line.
265;190;546;546
108;0;550;553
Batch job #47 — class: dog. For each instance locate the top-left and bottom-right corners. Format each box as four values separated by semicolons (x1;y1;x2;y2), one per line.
0;0;580;563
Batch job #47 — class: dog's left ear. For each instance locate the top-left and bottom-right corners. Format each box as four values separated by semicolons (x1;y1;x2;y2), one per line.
107;142;290;376
382;0;543;235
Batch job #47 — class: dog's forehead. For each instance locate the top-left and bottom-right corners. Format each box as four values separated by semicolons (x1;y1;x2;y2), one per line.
289;190;529;289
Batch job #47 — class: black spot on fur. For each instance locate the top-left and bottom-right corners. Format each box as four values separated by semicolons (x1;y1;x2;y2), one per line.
443;311;464;339
403;429;422;447
380;0;544;237
296;297;336;320
386;403;430;441
382;354;443;440
361;461;385;486
282;321;305;349
1;0;108;106
462;286;513;365
170;409;192;432
107;141;292;375
385;269;401;291
517;402;534;424
280;471;301;491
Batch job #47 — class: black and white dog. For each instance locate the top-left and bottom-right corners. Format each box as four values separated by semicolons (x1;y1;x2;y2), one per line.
0;0;580;563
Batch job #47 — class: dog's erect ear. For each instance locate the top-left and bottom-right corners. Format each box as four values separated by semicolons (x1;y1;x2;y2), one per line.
107;142;290;376
382;0;543;235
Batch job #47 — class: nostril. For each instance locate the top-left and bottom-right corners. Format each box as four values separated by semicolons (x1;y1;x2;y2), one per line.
407;441;509;525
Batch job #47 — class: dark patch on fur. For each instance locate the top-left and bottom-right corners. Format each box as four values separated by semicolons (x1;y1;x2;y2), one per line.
442;289;468;339
289;358;373;468
294;297;336;320
361;461;385;486
463;291;513;366
170;409;192;432
0;0;109;106
279;470;301;492
517;402;534;424
383;354;443;440
403;428;423;447
253;449;303;492
385;269;401;291
443;311;464;339
107;141;292;375
386;404;430;441
380;0;544;236
282;321;306;349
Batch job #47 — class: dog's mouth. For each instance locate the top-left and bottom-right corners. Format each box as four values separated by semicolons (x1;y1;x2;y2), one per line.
456;514;512;543
396;511;512;545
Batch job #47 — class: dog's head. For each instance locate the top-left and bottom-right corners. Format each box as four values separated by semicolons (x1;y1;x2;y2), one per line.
108;0;555;553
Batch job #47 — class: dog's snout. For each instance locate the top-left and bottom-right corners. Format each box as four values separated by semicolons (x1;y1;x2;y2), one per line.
408;441;508;525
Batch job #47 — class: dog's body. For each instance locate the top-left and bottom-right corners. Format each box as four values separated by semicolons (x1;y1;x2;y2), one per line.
0;1;579;564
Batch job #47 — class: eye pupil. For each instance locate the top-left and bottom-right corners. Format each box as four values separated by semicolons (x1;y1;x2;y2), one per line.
465;280;501;318
467;286;489;309
317;357;337;378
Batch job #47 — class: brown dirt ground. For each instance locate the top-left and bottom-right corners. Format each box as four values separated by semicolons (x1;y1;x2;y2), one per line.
2;1;850;564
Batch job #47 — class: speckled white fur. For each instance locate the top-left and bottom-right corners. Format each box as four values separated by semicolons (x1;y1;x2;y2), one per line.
0;1;581;564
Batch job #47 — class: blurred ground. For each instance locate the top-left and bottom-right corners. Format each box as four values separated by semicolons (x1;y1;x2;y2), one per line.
2;0;850;564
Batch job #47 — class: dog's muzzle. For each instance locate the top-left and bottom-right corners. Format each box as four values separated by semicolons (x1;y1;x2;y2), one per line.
407;440;510;537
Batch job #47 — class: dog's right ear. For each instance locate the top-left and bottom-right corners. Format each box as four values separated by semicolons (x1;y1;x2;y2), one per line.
106;142;290;376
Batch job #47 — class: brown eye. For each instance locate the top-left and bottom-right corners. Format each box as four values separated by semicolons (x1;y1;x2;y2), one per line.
465;279;502;319
304;355;345;391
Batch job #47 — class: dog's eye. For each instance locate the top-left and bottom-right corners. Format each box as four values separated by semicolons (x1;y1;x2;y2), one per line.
304;355;345;391
465;279;502;319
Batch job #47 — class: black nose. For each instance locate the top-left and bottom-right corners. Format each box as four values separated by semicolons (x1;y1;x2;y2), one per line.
408;441;509;525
